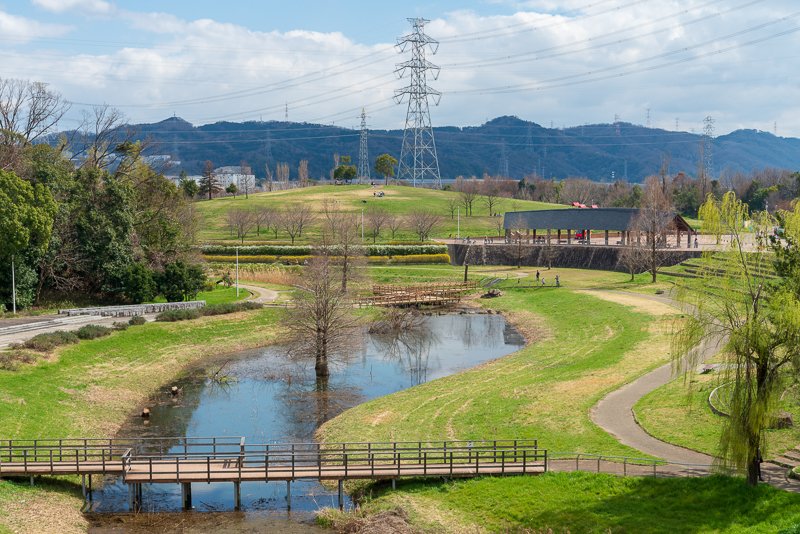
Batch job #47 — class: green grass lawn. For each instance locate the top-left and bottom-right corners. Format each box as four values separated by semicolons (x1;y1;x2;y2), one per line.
635;369;800;460
147;285;250;305
322;472;800;533
318;282;674;456
194;184;563;243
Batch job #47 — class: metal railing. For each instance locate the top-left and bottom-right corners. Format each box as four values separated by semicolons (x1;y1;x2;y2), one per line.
58;301;206;317
547;452;715;478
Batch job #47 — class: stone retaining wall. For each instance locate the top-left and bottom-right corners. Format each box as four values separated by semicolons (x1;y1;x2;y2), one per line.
448;243;701;272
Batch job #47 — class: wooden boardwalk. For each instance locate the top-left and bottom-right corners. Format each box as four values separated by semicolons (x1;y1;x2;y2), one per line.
0;437;546;511
359;281;478;307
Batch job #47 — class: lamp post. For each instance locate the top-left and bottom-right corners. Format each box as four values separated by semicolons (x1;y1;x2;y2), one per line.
11;256;16;314
235;246;239;298
361;208;364;241
457;208;460;239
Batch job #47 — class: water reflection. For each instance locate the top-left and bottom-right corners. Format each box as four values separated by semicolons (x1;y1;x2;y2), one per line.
90;313;524;521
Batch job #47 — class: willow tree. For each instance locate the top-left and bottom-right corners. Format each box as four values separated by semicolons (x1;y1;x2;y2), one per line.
675;191;800;485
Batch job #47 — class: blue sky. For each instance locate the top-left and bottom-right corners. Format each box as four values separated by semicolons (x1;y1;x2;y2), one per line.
2;1;799;136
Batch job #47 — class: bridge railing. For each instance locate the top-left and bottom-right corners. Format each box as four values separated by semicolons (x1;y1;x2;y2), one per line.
120;439;547;482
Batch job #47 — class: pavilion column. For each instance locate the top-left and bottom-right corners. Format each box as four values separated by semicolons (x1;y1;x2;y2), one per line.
567;229;572;244
505;228;510;238
677;229;681;248
604;230;609;246
637;231;642;245
687;231;692;248
533;229;537;242
526;228;531;244
557;229;562;244
587;229;591;245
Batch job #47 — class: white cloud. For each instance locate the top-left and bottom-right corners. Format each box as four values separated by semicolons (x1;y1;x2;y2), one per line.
31;0;113;15
6;1;800;136
0;9;70;41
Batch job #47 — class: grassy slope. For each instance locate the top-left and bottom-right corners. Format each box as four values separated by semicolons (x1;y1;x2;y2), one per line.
318;281;672;455
148;285;250;305
0;307;285;533
635;370;800;460
329;472;800;533
194;184;562;243
0;307;285;438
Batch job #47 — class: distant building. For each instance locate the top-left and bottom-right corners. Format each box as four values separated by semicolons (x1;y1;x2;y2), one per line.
213;166;256;190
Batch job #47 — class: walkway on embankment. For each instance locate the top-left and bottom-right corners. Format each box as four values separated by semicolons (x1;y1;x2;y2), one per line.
587;289;800;492
0;285;278;349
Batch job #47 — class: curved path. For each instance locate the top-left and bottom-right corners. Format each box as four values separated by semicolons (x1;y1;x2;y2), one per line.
238;283;279;304
586;289;799;491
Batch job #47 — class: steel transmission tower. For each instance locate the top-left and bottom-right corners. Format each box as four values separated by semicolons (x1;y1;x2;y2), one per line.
357;108;371;183
703;115;715;179
395;18;442;188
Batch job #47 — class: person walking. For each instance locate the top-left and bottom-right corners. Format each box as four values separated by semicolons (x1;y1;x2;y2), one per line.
540;277;546;286
555;275;560;287
536;270;540;283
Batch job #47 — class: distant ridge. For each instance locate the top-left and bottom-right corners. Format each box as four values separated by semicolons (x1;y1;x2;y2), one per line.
62;115;800;182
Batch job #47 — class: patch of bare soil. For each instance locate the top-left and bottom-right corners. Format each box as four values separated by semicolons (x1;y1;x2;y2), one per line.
499;309;552;346
575;290;678;316
1;487;86;534
332;507;419;534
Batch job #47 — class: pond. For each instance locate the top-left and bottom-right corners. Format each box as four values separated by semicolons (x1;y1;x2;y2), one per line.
88;313;524;530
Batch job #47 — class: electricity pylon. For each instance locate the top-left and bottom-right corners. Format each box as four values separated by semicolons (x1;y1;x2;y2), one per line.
357;108;371;183
395;18;442;188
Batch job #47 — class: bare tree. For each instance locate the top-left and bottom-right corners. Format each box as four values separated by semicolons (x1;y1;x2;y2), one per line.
628;176;676;283
387;213;403;240
457;178;479;216
74;105;139;171
226;208;254;243
0;78;70;146
287;257;362;382
407;211;442;242
276;162;290;183
265;163;274;191
319;204;363;292
445;197;460;220
365;206;390;243
281;204;315;244
298;159;310;187
252;206;273;236
239;160;254;199
481;177;502;216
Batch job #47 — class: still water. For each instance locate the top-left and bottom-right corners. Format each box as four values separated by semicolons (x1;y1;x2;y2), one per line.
88;313;524;528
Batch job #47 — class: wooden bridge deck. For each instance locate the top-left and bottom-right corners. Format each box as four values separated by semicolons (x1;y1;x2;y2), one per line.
359;281;478;307
0;437;546;511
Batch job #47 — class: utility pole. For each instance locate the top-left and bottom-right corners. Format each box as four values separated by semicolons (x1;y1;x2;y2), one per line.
11;256;16;314
457;207;460;239
395;18;442;188
361;208;365;241
235;247;239;298
357;108;371;184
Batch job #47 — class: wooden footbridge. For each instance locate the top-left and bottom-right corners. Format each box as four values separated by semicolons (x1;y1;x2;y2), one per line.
0;437;546;511
359;281;479;307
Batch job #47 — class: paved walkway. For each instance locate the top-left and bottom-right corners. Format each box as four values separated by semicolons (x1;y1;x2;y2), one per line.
586;289;800;492
0;285;279;349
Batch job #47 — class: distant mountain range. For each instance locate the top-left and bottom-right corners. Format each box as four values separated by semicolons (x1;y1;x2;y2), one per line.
72;115;800;182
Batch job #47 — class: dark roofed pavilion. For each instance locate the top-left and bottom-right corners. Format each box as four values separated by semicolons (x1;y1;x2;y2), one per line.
503;208;695;247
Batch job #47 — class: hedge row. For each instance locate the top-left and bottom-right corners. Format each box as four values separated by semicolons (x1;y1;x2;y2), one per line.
200;244;447;257
205;253;451;266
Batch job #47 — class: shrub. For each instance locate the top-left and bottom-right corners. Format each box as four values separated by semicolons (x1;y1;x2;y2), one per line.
156;309;201;322
128;316;147;326
205;255;311;265
157;261;206;302
368;254;450;265
200;244;447;257
23;331;79;352
120;263;156;303
112;321;129;331
75;324;112;340
0;350;38;371
202;301;263;316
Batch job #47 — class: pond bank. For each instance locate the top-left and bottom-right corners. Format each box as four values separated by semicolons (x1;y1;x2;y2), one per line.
0;307;288;534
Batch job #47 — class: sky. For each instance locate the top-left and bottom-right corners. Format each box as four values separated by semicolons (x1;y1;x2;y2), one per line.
2;0;799;136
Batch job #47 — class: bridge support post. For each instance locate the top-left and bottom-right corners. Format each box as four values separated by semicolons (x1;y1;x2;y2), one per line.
233;481;241;511
129;483;142;512
391;479;396;490
81;475;86;498
338;479;344;510
181;483;192;510
286;480;291;510
29;476;34;487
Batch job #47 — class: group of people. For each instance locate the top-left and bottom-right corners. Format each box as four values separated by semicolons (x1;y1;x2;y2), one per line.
535;270;559;287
